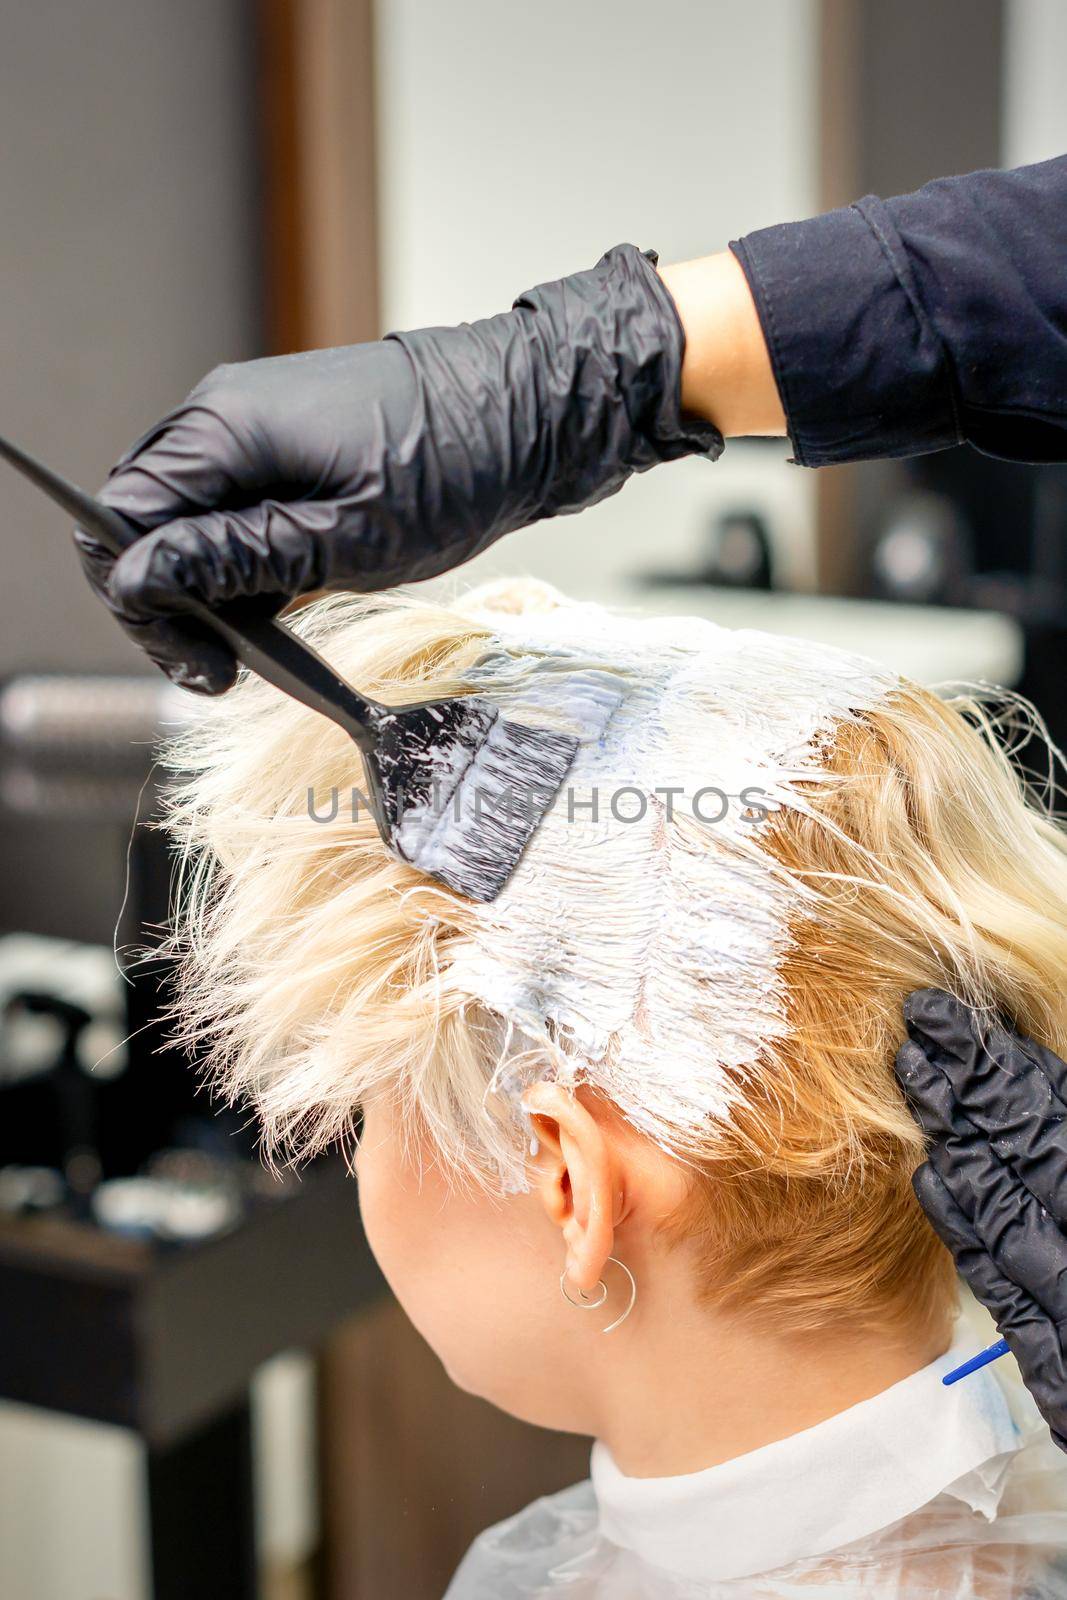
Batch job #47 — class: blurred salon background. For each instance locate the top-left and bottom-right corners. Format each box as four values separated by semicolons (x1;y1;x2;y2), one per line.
0;3;1064;1596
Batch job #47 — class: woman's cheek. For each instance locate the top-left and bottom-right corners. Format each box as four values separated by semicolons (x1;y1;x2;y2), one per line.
354;1114;417;1297
353;1104;555;1417
355;1109;455;1344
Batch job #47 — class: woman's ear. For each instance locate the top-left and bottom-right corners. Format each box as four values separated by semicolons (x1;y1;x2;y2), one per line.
522;1081;619;1296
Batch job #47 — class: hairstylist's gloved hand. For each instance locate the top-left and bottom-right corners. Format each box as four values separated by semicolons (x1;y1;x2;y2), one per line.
79;244;722;693
895;988;1067;1451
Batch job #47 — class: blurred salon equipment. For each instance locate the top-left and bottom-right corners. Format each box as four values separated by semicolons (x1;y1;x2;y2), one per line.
0;675;383;1600
864;457;1067;751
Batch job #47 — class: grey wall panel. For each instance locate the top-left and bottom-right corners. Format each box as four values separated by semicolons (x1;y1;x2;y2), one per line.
860;0;1003;196
0;0;261;675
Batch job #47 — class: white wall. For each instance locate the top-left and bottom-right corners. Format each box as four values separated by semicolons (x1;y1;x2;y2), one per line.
1003;0;1067;167
0;1405;148;1600
375;0;820;595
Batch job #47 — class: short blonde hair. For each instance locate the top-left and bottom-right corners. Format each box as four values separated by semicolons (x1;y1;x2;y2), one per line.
160;582;1067;1335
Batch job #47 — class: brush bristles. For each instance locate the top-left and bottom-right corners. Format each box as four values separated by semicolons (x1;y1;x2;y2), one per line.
391;713;579;901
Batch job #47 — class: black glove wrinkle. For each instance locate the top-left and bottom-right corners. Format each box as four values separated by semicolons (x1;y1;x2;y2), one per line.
81;244;723;691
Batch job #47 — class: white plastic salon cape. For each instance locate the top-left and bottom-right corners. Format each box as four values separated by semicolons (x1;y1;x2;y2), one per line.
444;1327;1067;1598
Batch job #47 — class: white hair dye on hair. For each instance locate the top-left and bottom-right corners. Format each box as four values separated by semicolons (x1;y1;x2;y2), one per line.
431;599;899;1168
158;582;908;1188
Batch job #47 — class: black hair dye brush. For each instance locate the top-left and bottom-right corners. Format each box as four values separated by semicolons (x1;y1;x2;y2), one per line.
0;432;580;902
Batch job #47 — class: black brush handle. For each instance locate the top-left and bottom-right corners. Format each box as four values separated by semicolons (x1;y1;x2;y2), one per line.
0;431;385;751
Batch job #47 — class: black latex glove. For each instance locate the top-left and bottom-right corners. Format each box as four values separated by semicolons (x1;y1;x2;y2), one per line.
78;243;722;693
895;987;1067;1451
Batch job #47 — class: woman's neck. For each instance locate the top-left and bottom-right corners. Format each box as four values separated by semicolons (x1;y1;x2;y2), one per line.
591;1302;951;1478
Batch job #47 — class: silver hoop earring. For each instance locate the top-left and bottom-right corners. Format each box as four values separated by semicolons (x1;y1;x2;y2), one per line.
559;1255;636;1334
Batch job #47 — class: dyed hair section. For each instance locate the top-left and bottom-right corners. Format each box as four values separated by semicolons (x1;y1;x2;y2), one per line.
158;582;1067;1333
662;685;1067;1334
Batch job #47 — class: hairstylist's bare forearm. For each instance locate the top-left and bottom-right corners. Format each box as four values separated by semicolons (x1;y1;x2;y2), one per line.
657;252;787;439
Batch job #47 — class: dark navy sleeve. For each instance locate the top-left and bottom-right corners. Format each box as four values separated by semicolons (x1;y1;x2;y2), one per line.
730;156;1067;467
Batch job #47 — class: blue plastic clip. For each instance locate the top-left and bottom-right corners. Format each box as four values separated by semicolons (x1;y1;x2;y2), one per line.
942;1337;1011;1386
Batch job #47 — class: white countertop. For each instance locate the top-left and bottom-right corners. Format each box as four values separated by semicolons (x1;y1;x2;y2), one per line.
591;584;1023;689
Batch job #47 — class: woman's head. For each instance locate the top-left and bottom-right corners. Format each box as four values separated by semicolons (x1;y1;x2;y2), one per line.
160;580;1067;1425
